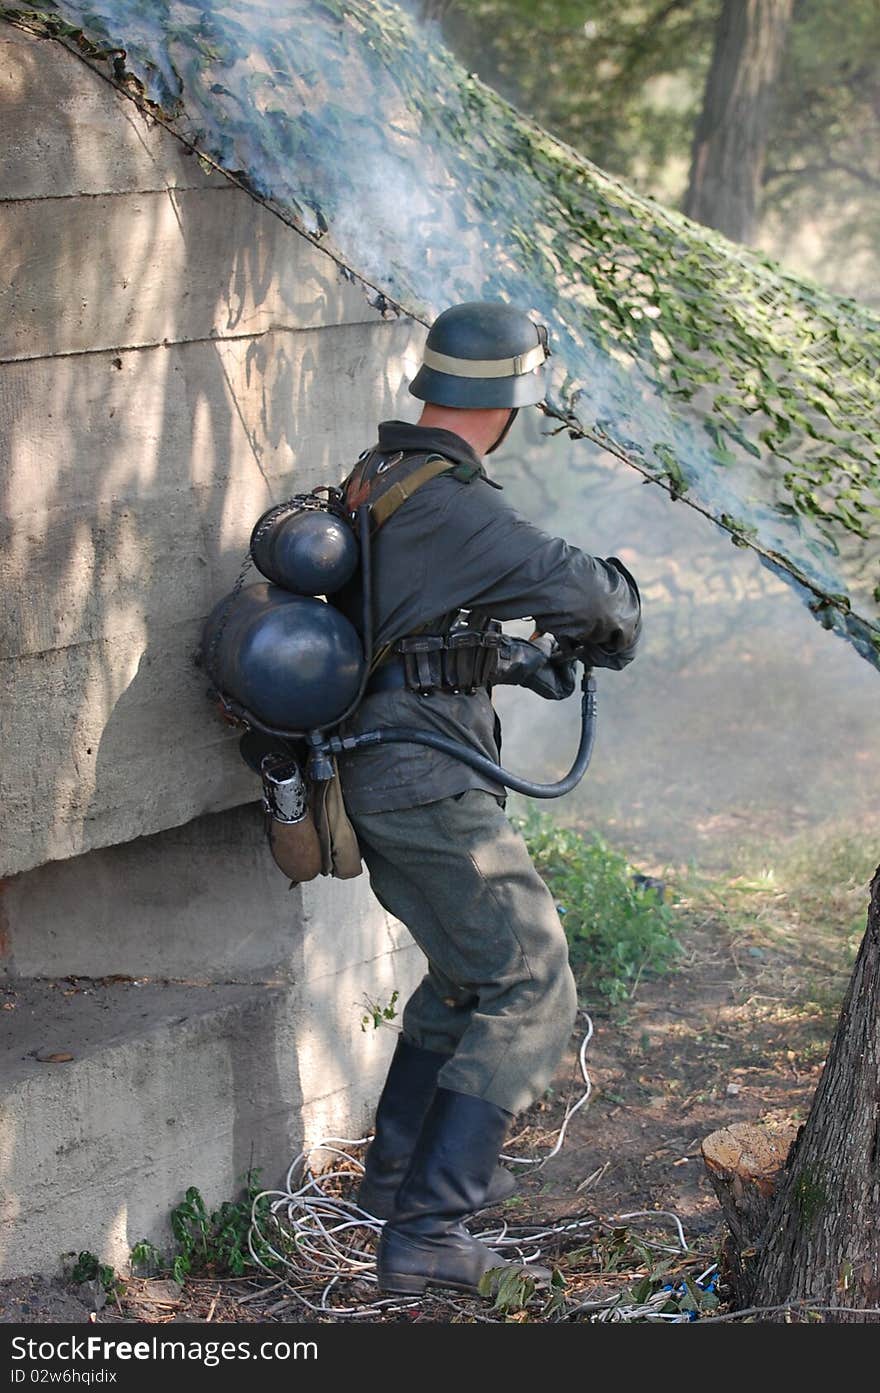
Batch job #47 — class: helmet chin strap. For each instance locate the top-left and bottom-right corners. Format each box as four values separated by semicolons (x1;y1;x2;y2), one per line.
486;407;518;455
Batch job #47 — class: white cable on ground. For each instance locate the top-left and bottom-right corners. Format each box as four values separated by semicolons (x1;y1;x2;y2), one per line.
499;1010;593;1166
247;1010;695;1320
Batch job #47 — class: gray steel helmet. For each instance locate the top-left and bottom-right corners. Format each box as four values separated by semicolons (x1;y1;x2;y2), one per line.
409;301;549;409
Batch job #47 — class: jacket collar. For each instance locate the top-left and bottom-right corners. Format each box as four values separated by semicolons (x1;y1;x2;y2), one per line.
376;421;503;488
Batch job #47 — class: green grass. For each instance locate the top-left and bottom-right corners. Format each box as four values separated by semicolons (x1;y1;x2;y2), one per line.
667;824;877;1036
518;809;681;1004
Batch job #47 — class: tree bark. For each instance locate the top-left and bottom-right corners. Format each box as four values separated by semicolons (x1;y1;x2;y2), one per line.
684;0;794;243
748;865;880;1321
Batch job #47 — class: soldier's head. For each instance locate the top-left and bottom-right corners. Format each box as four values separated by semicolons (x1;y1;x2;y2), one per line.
409;301;549;456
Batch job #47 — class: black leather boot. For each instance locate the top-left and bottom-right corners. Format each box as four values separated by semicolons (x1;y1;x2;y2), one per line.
358;1037;516;1220
377;1087;550;1296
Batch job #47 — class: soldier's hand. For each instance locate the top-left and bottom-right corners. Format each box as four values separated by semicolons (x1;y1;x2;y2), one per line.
491;635;576;700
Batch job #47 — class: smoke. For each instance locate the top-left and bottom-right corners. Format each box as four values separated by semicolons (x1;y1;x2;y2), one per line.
495;412;880;866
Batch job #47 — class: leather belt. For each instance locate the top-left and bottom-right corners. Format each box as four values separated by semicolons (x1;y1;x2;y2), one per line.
365;659;409;696
363;655;492;698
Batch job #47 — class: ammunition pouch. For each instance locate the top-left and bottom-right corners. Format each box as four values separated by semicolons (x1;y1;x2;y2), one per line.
390;622;503;695
365;624;579;701
264;763;363;885
312;759;363;880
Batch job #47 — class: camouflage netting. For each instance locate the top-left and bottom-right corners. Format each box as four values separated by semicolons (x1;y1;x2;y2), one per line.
6;0;880;666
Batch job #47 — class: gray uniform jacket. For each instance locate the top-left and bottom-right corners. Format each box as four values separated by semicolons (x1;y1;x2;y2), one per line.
335;421;641;815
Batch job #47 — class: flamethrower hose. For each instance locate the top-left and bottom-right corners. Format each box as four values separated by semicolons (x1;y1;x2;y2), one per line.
325;501;374;728
321;671;597;799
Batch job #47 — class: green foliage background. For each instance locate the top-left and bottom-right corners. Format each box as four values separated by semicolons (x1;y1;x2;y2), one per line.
440;0;880;305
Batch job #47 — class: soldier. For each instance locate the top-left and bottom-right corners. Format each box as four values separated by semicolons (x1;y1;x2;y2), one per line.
332;301;642;1296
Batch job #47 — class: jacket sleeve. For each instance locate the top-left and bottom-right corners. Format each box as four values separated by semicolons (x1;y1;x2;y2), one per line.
430;485;642;669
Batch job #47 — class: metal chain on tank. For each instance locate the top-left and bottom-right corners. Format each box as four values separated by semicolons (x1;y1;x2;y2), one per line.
203;488;348;693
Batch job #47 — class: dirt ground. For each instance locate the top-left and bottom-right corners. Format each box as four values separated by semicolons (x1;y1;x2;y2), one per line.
516;921;824;1235
1;891;847;1325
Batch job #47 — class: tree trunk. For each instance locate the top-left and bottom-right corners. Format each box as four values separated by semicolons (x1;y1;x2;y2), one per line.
748;866;880;1321
684;0;794;243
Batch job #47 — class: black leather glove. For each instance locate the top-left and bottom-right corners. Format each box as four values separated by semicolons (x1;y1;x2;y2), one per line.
571;556;642;670
491;634;577;700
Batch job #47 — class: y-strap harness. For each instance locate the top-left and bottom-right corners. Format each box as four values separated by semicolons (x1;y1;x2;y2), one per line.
341;447;503;696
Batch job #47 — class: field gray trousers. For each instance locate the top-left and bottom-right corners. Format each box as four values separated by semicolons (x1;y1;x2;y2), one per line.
349;790;579;1116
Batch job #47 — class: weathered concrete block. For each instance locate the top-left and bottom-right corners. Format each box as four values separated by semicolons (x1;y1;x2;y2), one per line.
0;24;428;875
0;965;420;1279
0;187;378;362
1;803;413;985
0;12;429;1291
0;25;224;200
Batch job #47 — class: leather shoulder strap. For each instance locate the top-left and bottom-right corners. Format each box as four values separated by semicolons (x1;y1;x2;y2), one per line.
369;455;456;529
344;449;480;533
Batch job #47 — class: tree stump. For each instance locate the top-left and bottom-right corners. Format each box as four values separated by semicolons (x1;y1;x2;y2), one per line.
702;1120;799;1304
746;865;880;1321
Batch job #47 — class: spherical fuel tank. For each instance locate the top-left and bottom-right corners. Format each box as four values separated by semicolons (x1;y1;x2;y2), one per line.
202;583;364;731
250;505;358;596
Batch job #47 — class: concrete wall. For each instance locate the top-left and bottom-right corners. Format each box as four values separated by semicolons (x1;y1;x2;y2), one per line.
0;23;427;876
0;24;425;1277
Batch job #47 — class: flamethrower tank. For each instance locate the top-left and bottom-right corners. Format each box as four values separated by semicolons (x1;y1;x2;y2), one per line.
202;494;597;801
202;582;364;732
249;498;358;596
